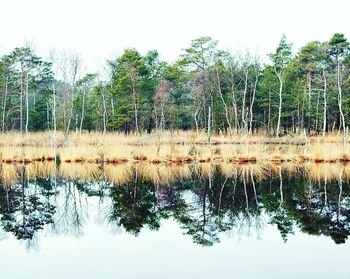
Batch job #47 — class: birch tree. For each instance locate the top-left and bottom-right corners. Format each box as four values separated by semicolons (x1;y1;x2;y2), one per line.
269;35;292;137
328;33;349;138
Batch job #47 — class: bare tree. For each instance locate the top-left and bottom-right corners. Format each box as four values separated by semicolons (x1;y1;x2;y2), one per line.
240;55;249;132
191;71;206;137
215;62;232;135
249;56;261;134
48;50;82;134
66;55;82;134
2;74;9;133
225;55;240;132
154;79;170;132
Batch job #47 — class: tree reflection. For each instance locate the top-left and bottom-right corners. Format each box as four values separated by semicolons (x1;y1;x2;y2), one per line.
0;163;350;247
108;178;161;235
0;167;56;242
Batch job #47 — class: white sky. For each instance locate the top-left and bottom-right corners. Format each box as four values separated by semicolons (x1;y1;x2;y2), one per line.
1;0;349;73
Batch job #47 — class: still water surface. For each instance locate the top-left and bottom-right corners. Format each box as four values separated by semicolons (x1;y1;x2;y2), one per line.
0;162;349;278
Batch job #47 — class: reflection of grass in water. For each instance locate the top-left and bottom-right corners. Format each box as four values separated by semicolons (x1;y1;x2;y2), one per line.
1;160;350;186
239;164;267;183
219;163;268;182
0;162;57;187
59;163;102;180
194;162;214;178
137;162;192;186
104;163;133;185
26;161;57;179
306;163;345;182
343;164;350;181
0;164;19;186
267;162;299;179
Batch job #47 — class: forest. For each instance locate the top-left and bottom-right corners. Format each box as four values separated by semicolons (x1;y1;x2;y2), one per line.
0;33;349;136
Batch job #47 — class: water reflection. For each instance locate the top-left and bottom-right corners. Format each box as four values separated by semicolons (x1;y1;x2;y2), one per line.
0;161;349;248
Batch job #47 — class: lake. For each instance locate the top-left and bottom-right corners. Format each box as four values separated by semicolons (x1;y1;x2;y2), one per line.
0;162;349;278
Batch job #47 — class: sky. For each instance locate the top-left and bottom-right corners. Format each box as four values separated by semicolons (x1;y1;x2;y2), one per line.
1;0;349;73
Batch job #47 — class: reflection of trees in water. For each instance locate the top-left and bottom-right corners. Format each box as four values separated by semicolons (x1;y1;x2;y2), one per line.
0;167;56;248
0;165;350;247
107;179;161;235
51;180;88;237
286;167;350;244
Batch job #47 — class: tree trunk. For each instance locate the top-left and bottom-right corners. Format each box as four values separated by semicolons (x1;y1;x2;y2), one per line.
194;106;202;137
207;106;211;144
160;103;165;132
2;77;8;133
322;68;327;137
111;97;115;115
230;74;239;133
216;68;232;135
278;166;283;207
75;113;78;134
66;88;74;135
307;72;312;131
315;84;320;131
102;90;107;134
241;69;248;131
79;90;86;134
336;59;346;139
276;74;283;137
25;72;29;134
46;102;50;130
52;84;56;136
268;89;271;133
132;83;139;133
249;69;259;134
20;66;24;133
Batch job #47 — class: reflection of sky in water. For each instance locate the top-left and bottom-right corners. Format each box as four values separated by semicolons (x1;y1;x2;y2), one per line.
0;197;349;278
0;164;349;278
0;204;349;279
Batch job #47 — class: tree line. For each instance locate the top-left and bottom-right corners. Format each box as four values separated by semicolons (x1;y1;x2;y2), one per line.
0;33;349;135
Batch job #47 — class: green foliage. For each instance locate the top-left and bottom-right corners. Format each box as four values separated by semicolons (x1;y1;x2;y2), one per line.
329;33;350;58
269;35;293;72
0;33;349;134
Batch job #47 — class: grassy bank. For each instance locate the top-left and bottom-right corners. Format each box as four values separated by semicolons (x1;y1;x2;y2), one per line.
0;130;349;164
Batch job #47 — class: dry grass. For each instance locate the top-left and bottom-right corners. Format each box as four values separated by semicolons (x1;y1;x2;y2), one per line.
0;130;348;165
58;146;101;163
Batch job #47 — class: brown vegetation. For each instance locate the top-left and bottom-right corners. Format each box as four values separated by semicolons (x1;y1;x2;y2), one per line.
0;131;349;165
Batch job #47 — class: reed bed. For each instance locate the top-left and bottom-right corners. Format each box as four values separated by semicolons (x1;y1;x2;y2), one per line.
0;131;349;165
0;130;347;148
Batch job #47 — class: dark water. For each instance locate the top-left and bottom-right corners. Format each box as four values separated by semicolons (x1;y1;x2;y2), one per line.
0;164;349;278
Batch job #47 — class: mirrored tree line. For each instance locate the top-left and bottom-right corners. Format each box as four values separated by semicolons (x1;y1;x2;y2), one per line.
0;165;349;247
0;33;349;135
